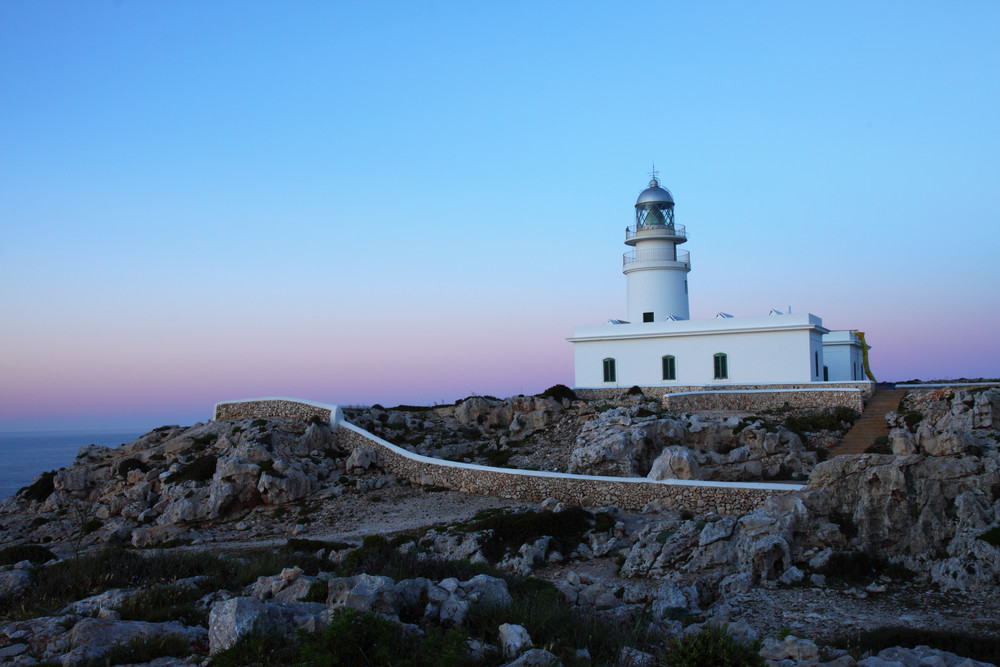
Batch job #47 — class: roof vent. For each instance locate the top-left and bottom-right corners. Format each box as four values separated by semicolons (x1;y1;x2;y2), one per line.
716;312;734;319
607;319;630;325
769;309;785;316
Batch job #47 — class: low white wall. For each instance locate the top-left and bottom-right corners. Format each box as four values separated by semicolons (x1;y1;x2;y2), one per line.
212;397;805;515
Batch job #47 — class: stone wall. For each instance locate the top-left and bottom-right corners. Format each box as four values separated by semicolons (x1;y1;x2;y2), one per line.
663;388;865;413
338;423;798;515
211;397;803;515
213;398;338;423
577;382;872;401
577;382;872;411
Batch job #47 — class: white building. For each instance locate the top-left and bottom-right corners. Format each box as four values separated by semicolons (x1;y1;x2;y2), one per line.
568;175;868;389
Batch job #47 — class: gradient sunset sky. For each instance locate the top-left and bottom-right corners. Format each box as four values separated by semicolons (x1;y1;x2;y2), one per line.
2;2;998;431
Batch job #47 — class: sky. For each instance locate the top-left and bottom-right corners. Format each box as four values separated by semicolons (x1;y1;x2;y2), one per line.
1;1;998;431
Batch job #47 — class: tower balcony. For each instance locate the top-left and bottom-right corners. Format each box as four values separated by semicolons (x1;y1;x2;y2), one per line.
623;248;691;269
625;223;687;246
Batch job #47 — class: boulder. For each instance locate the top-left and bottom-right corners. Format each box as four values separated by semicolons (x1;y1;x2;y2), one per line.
208;597;326;655
498;623;532;658
648;446;701;480
0;569;33;599
326;574;397;615
346;449;379;473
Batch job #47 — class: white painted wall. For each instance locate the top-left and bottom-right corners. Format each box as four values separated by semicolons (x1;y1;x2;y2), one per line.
569;313;828;387
625;264;690;322
822;330;866;381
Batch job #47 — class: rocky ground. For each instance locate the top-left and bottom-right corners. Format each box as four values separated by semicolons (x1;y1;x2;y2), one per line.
0;385;998;666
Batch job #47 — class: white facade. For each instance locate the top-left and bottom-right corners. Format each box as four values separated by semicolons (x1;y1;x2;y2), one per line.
569;174;866;389
570;313;828;387
822;330;867;381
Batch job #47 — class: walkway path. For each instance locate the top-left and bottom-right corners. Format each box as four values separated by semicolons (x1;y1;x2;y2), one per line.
830;387;907;456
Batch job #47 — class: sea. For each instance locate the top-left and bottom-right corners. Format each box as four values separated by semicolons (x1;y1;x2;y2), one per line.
0;429;146;501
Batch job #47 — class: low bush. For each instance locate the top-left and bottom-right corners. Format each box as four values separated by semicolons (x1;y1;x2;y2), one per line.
166;455;218;484
19;471;56;502
537;384;578;402
662;623;764;666
115;458;149;479
785;408;859;435
215;609;473;667
866;436;891;454
0;544;55;566
816;550;912;583
463;507;595;563
626;385;646;396
836;626;1000;664
91;633;194;666
978;526;1000;546
116;584;207;625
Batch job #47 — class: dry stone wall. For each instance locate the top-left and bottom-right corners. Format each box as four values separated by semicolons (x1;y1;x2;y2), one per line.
338;424;797;514
213;398;336;423
664;388;865;412
577;382;872;412
213;398;802;515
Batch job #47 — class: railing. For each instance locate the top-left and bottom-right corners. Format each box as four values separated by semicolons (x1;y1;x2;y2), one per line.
625;223;687;242
623;248;691;267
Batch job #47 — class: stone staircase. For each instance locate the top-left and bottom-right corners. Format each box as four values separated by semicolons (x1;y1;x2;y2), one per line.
830;388;908;456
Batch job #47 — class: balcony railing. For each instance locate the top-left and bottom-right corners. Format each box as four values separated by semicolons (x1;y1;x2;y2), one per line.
623;248;691;267
625;223;687;242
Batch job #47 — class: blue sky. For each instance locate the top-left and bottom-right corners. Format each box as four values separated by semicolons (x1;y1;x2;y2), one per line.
1;1;998;430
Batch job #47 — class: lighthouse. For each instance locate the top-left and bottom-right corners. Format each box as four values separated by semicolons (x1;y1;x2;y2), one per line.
623;175;690;322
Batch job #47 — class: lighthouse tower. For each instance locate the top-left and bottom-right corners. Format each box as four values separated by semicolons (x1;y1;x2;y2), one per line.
623;174;690;322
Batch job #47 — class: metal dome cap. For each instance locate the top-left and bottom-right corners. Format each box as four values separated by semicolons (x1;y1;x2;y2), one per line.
635;177;674;206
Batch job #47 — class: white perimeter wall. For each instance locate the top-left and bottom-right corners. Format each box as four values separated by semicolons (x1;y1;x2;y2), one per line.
572;324;822;387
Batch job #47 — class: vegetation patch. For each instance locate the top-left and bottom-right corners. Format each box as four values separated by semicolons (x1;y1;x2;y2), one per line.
866;436;891;454
978;526;1000;546
91;633;195;666
115;458;149;479
117;583;208;625
18;470;56;502
784;407;859;435
662;623;764;666
537;384;578;402
834;626;1000;664
166;455;218;484
462;507;595;563
0;544;55;566
815;551;912;584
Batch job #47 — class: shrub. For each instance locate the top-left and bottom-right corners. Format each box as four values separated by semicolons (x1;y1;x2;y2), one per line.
93;633;193;666
836;626;1000;664
483;449;514;466
902;410;924;431
0;544;55;566
165;455;218;484
661;623;764;666
816;551;912;583
979;526;1000;546
866;436;891;454
537;384;578;402
19;471;56;502
785;408;859;435
464;507;594;563
115;458;149;479
626;385;646;396
116;584;207;625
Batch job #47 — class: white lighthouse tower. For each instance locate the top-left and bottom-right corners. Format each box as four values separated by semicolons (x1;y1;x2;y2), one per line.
623;174;690;322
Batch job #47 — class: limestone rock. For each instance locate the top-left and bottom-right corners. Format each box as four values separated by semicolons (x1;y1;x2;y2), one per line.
346;449;379;473
648;446;701;480
498;623;532;658
326;573;397;615
0;569;32;599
